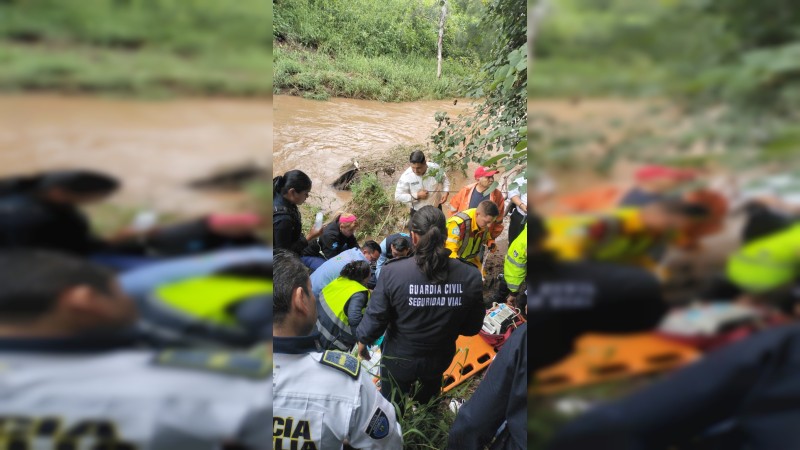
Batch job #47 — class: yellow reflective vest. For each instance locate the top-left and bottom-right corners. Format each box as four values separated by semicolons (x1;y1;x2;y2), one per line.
156;276;272;326
727;223;800;294
317;277;370;351
505;224;527;293
320;277;370;327
544;208;667;268
446;208;491;265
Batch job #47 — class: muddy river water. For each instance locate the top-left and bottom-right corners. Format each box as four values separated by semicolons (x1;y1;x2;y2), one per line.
0;94;271;215
273;94;473;209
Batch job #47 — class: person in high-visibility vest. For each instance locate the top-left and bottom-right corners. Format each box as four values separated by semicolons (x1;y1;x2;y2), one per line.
504;223;527;309
726;223;800;315
544;200;709;272
315;260;372;351
445;200;500;272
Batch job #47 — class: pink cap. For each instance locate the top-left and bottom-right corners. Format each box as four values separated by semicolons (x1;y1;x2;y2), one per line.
207;213;262;228
339;214;357;224
475;166;499;179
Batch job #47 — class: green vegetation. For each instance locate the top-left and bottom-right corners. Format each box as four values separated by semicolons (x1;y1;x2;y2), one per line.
0;0;271;97
391;375;481;449
274;44;472;102
346;174;406;241
274;0;490;101
531;0;800;172
431;0;527;187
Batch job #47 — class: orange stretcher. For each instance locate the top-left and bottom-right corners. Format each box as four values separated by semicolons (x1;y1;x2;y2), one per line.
533;333;701;395
442;334;497;393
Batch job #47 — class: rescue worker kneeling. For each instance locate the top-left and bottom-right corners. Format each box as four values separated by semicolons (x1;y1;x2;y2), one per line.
273;250;403;450
316;260;372;351
446;200;500;272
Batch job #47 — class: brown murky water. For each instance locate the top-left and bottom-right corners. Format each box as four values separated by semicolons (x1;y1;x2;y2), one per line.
273;94;472;210
0;94;270;215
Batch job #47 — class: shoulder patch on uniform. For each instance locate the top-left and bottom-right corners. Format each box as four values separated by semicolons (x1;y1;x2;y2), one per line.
365;407;391;440
319;350;360;379
153;349;270;380
451;225;461;237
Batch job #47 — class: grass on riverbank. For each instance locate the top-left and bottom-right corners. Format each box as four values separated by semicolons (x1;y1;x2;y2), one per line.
531;57;671;98
0;0;271;98
0;42;272;98
274;44;477;102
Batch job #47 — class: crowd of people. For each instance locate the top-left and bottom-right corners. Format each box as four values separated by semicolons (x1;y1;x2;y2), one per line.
528;164;800;449
273;150;529;449
0;169;271;448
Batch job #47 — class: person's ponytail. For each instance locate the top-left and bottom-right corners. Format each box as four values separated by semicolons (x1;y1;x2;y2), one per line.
410;206;449;283
272;175;285;195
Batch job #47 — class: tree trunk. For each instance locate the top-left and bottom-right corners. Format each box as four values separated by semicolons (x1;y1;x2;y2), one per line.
437;0;447;79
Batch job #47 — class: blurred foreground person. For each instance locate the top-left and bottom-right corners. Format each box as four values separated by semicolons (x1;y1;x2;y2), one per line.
0;170;119;255
527;214;667;372
448;323;527;450
726;221;800;316
549;321;800;450
273;250;402;449
120;247;273;348
357;206;484;405
111;213;265;257
0;250;271;449
618;165;694;207
544;200;708;274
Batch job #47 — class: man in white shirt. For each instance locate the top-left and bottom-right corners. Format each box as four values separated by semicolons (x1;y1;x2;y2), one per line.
394;150;450;217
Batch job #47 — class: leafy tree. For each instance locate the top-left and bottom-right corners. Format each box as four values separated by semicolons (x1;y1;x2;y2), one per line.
430;0;527;188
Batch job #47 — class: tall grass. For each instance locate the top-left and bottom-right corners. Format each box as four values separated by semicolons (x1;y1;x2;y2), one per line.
274;44;475;102
0;0;271;97
273;0;484;101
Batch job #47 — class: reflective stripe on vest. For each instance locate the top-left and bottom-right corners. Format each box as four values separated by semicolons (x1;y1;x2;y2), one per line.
505;224;527;292
317;277;369;351
155;276;272;326
589;212;658;262
449;210;484;260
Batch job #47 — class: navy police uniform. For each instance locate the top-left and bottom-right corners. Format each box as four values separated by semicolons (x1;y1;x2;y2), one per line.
273;195;308;255
448;323;527;450
356;255;484;404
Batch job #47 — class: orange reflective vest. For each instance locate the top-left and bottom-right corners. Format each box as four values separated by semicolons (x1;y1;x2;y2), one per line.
448;183;505;240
